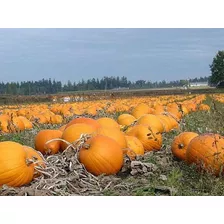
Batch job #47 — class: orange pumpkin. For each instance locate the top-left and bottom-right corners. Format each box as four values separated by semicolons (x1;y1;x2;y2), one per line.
17;116;33;129
94;127;127;149
124;135;144;160
126;125;162;152
35;129;63;155
171;132;198;161
186;134;224;176
79;135;124;175
97;117;120;129
65;117;101;130
61;123;96;150
117;114;136;126
131;103;150;119
23;145;45;178
136;114;164;133
0;141;35;187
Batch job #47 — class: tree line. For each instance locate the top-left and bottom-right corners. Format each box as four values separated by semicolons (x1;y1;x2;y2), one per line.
0;76;209;96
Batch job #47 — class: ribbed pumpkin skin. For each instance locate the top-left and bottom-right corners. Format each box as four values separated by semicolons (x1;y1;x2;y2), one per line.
61;123;96;150
79;135;124;176
136;114;164;133
124;135;144;160
97;117;120;129
126;125;162;152
0;141;34;187
35;129;63;155
94;127;127;149
65;117;101;130
171;132;198;161
117;114;136;126
186;134;224;176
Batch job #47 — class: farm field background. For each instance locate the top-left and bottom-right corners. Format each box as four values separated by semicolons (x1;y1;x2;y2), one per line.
0;91;224;196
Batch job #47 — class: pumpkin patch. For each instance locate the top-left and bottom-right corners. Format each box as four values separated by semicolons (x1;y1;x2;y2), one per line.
0;93;223;196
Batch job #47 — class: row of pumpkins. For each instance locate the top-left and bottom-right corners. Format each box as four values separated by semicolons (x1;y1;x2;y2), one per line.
0;94;207;133
0;94;223;188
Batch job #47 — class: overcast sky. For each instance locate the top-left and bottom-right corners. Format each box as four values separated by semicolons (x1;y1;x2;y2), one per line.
0;28;223;83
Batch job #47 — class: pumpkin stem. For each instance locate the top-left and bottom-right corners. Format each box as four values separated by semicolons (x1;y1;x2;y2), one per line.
83;143;90;149
26;158;34;166
178;143;184;149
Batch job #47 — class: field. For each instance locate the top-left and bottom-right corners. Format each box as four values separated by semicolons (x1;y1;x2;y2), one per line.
0;91;224;196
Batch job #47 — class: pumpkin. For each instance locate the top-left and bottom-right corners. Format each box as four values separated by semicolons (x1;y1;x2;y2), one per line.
97;117;120;129
186;134;224;176
171;132;198;161
0;141;35;187
79;135;124;175
117;114;136;126
156;114;173;132
126;125;162;151
124;135;144;160
136;114;164;133
61;123;96;150
51;115;63;124
17;116;33;129
35;129;63;155
198;104;210;111
131;103;150;119
12;116;26;131
65;117;101;130
94;127;127;149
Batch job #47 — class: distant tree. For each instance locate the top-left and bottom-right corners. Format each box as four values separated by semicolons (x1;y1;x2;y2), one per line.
210;50;224;85
180;80;188;86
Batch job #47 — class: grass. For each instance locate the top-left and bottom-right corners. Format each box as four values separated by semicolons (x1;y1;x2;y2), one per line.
1;93;224;196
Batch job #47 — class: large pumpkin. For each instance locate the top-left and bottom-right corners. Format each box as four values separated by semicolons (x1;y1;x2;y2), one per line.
0;141;35;187
186;134;224;176
35;129;63;155
171;132;198;161
79;135;124;176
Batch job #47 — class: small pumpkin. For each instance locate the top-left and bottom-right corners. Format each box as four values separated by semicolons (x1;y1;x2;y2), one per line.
171;132;198;161
35;129;63;155
124;135;144;160
117;114;136;126
61;123;96;150
131;103;150;119
79;135;124;176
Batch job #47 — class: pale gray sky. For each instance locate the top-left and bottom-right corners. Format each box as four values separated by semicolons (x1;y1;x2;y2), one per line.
0;28;223;83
